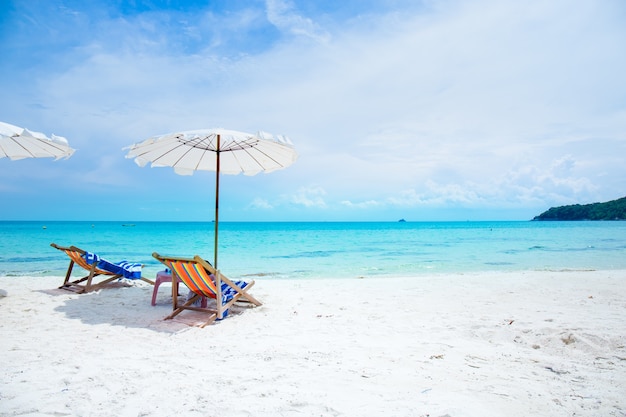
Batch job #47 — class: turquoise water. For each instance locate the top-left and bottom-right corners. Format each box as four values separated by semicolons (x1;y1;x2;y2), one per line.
1;221;625;279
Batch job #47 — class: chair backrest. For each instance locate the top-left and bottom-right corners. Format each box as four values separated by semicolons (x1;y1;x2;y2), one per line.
51;243;114;276
154;254;219;299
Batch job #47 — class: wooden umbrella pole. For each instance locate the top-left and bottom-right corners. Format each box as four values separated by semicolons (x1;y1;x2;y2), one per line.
214;134;220;269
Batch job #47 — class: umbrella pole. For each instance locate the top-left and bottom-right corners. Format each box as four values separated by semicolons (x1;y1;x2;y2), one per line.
214;135;220;269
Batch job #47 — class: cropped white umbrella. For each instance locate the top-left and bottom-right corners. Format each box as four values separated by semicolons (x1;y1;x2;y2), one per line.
0;121;75;160
125;128;298;268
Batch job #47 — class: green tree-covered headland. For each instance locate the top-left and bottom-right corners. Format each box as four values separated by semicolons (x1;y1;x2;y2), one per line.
533;196;626;220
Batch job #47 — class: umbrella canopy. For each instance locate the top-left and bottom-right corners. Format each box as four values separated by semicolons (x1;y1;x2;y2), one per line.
125;128;298;268
0;121;75;160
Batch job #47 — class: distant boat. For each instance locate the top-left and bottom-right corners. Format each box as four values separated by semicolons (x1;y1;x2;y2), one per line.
398;218;406;223
122;224;136;227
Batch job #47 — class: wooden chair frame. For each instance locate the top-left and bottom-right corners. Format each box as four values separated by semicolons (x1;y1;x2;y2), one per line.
152;252;261;327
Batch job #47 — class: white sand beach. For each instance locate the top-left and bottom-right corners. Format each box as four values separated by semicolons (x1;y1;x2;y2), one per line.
1;270;625;417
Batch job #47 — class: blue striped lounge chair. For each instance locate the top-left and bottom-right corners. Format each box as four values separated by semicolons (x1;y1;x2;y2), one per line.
51;243;154;293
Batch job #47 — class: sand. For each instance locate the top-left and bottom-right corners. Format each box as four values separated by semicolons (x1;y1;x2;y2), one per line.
1;270;625;417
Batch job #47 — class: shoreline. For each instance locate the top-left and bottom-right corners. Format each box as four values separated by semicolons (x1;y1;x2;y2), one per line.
1;270;625;416
5;265;626;281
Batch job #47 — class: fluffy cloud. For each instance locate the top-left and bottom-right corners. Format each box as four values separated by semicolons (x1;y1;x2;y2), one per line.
1;0;625;220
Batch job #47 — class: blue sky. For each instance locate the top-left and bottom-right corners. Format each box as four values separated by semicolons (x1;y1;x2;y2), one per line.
1;0;625;222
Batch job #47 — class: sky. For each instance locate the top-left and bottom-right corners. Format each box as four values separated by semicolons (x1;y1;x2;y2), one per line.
1;0;625;222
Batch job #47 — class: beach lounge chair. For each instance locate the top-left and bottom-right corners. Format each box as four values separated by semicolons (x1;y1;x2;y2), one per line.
51;243;155;293
152;252;261;327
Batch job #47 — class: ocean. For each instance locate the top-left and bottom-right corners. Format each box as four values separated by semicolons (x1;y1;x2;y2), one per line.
1;221;625;279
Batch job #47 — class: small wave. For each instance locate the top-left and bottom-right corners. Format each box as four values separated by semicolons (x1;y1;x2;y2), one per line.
267;250;339;259
0;269;52;277
5;256;58;262
241;272;281;277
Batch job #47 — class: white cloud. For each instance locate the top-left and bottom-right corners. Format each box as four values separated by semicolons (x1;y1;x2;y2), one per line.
385;182;482;207
265;0;331;42
289;186;328;208
249;198;274;210
2;0;625;220
340;199;382;209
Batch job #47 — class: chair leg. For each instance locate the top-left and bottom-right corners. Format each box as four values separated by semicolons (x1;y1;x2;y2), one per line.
141;277;155;285
61;261;75;287
164;293;217;326
222;277;262;306
151;275;163;306
152;272;183;306
84;263;98;292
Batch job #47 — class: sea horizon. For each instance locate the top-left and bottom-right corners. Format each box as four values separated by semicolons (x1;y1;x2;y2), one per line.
1;220;625;280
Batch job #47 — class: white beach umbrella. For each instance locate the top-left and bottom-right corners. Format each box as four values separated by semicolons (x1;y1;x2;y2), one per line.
0;121;75;160
125;128;298;268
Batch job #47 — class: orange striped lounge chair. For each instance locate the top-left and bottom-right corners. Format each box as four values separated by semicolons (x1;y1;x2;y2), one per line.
152;252;262;327
51;243;154;293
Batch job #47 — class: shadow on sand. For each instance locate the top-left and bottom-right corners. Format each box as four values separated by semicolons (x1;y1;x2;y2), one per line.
45;283;245;332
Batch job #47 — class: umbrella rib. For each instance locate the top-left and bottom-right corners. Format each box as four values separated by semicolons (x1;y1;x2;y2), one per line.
128;131;295;174
195;143;215;171
10;138;37;158
138;135;217;169
224;138;291;172
234;146;262;172
240;143;289;171
192;134;218;171
1;122;74;160
29;138;69;154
